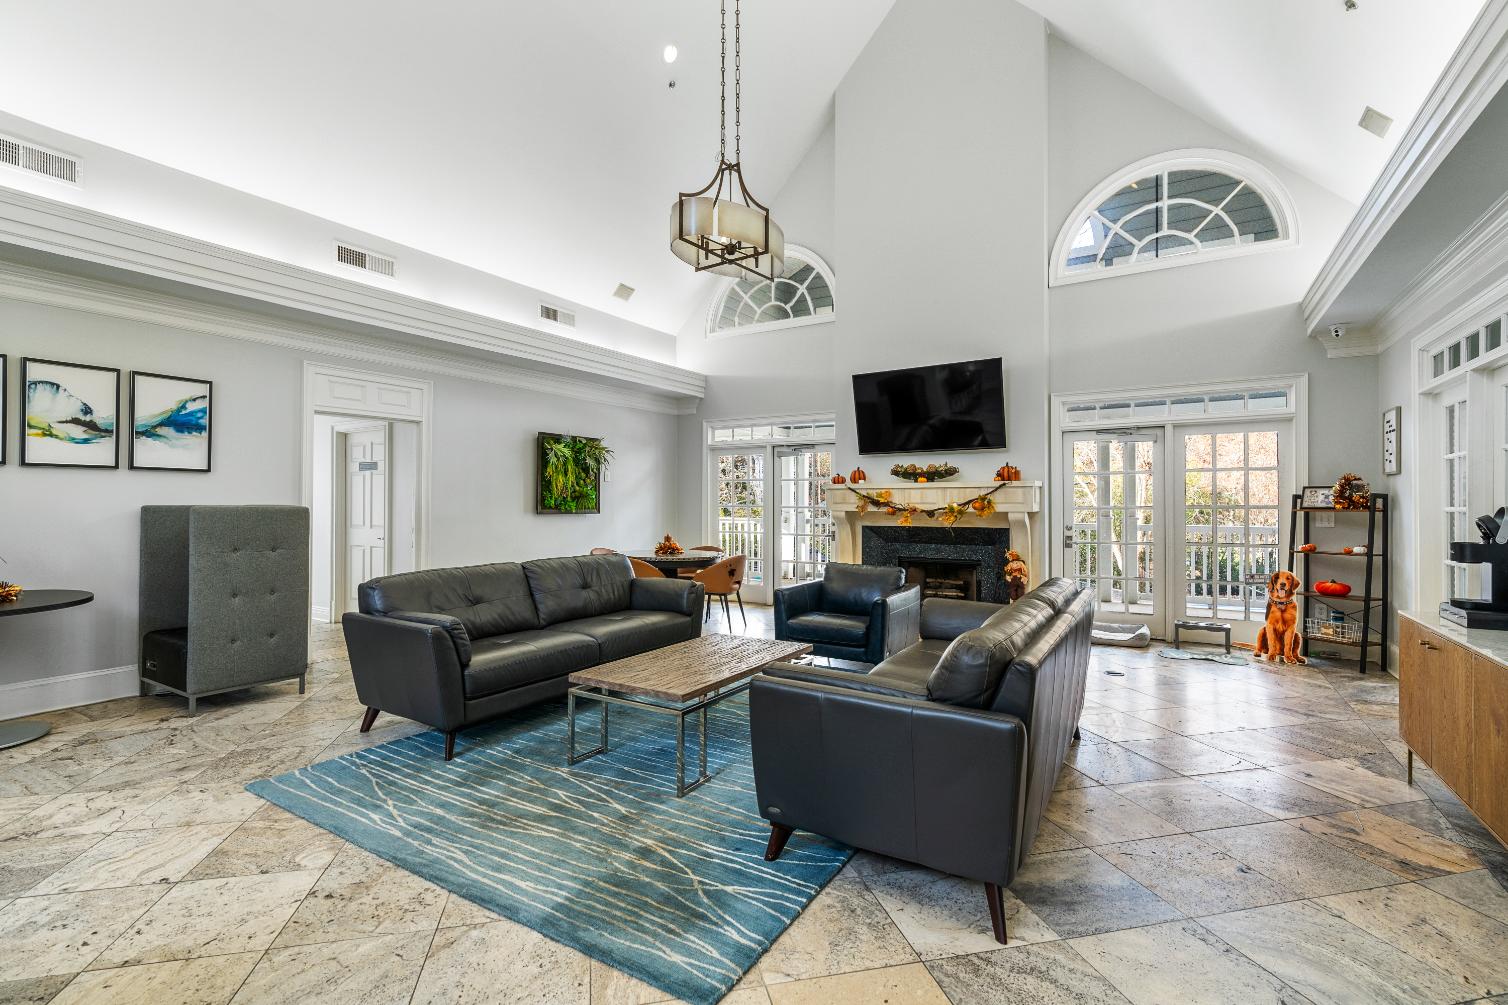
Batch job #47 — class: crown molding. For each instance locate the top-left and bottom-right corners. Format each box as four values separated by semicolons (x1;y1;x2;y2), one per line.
0;261;698;415
1301;0;1508;337
0;186;705;400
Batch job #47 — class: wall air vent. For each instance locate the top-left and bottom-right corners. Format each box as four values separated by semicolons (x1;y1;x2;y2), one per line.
613;283;636;301
333;242;396;278
539;303;576;328
0;133;80;185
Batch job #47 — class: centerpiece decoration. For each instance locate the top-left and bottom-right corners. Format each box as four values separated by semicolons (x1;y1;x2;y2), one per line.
891;462;958;483
0;581;22;603
1332;473;1370;510
537;432;613;514
848;483;1004;528
654;534;685;557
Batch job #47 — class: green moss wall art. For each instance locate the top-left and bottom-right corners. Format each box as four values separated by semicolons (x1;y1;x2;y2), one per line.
537;432;613;514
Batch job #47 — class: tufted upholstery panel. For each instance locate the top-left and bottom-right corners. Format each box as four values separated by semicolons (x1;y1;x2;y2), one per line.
359;562;540;638
523;554;634;625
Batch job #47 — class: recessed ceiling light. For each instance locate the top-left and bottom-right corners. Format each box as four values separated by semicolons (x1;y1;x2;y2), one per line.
1359;106;1394;138
663;44;678;64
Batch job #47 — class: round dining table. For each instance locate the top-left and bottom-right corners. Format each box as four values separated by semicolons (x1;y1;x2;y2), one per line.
623;551;722;576
0;589;96;749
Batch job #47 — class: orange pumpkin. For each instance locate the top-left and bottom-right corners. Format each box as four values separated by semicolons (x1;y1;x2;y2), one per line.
1297;543;1317;553
831;474;846;485
916;476;928;483
1314;580;1352;597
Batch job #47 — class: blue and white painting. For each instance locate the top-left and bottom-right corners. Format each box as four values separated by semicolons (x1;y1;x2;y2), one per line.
22;358;119;467
131;372;211;471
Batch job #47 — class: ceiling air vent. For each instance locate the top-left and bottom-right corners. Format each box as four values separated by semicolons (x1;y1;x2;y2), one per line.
539;303;576;327
1358;106;1394;139
0;133;80;185
613;283;636;301
334;242;396;278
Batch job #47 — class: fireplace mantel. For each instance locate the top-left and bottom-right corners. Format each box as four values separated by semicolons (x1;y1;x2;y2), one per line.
824;481;1043;588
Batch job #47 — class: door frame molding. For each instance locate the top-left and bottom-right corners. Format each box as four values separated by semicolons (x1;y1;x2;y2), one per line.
302;362;434;619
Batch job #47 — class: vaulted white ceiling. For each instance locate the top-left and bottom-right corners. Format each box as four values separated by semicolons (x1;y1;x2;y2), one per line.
0;0;894;335
1018;0;1484;205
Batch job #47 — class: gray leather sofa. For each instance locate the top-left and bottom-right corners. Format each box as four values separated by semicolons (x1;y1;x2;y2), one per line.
342;553;704;759
750;578;1093;944
773;562;921;663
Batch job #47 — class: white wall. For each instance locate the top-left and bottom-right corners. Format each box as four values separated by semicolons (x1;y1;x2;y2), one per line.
0;284;679;713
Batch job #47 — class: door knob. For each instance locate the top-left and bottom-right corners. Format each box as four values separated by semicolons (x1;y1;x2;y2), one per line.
1418;639;1435;650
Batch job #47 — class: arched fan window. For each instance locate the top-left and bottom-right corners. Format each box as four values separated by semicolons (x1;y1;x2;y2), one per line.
707;245;836;336
1051;151;1297;285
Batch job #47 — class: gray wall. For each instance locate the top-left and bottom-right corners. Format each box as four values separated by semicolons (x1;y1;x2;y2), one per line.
0;291;679;709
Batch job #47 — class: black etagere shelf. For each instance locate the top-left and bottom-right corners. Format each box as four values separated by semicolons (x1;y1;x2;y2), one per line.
1286;493;1390;673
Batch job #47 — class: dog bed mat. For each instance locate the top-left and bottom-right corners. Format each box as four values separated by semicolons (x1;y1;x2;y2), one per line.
1092;622;1152;648
1158;647;1247;666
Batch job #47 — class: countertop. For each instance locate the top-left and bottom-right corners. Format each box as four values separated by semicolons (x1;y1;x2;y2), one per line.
1402;609;1508;666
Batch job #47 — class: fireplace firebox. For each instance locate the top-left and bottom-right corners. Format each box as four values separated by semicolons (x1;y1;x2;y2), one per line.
902;558;980;601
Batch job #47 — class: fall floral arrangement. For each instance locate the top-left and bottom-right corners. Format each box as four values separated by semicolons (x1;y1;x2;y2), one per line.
890;462;959;483
848;483;1004;527
0;582;21;603
1331;473;1370;511
653;534;685;557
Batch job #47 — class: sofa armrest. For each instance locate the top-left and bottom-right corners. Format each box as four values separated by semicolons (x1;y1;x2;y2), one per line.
867;585;922;663
750;674;1027;886
773;580;824;638
387;610;471;666
342;612;467;731
759;661;927;700
630;577;705;620
920;598;1004;641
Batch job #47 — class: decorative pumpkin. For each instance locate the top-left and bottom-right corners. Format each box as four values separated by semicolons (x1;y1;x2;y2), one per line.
1314;579;1352;597
1297;543;1317;553
916;476;928;483
831;474;846;485
1344;545;1367;555
849;467;868;484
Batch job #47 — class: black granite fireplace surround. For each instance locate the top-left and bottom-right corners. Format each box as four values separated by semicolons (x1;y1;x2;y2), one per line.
860;525;1012;604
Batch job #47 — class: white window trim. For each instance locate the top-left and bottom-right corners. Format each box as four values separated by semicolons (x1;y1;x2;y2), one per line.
704;244;837;339
1049;149;1300;287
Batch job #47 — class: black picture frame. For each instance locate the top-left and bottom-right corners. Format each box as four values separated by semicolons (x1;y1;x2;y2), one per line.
1301;485;1335;509
128;371;213;473
0;354;7;466
18;357;121;469
536;431;603;515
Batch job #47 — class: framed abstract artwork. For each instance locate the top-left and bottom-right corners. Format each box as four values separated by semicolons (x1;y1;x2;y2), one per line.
20;357;120;468
130;371;212;472
1382;406;1401;475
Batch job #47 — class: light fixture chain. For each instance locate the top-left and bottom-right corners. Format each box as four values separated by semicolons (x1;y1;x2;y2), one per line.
734;0;742;163
719;0;727;163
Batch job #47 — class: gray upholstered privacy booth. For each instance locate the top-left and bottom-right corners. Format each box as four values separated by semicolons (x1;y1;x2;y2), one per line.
139;505;310;712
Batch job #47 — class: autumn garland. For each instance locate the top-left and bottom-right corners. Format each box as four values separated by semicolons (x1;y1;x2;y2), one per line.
848;482;1007;527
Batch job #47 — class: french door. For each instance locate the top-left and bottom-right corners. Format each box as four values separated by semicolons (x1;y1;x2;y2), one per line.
1062;421;1293;643
709;442;835;605
1064;431;1165;637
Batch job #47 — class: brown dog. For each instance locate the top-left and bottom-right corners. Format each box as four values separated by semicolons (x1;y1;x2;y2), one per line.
1255;570;1305;665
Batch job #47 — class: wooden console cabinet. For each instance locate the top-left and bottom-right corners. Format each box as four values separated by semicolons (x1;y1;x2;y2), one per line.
1399;612;1508;847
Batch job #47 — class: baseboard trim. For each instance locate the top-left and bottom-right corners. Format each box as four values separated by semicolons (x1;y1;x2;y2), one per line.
0;664;140;719
311;605;332;624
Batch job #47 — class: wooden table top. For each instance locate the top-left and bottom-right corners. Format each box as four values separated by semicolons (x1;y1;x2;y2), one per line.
568;634;811;703
624;551;721;567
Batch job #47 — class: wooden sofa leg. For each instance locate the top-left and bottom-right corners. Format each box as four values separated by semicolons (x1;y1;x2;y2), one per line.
444;731;457;761
985;883;1009;945
764;823;795;862
360;707;379;733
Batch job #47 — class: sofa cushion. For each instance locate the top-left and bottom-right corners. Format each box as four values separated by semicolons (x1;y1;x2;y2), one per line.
546;610;691;662
927;600;1055;708
1021;577;1079;614
784;612;870;648
866;638;949;693
358;562;539;637
821;563;905;616
524;554;634;626
463;630;599;698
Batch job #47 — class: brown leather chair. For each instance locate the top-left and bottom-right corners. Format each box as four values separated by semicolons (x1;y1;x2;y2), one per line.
677;545;723;577
590;547;617;555
629;557;665;578
694;554;747;627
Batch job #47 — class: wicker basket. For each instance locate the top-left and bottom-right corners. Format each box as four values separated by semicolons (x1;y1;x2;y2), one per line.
1305;618;1360;644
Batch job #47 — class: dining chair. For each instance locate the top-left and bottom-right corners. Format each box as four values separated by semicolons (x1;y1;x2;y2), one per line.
589;547;617;555
693;554;747;628
629;557;665;578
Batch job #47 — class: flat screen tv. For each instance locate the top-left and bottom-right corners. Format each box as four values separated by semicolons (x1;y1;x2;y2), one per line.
852;357;1006;455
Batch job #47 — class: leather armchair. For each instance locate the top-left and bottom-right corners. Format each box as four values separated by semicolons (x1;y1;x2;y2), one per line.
773;563;921;663
752;580;1094;946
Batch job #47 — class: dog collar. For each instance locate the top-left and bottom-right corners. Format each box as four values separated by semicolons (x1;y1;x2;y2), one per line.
1268;598;1295;608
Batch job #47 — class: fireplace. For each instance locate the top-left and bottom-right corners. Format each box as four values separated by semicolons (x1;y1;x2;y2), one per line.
861;525;1012;603
902;557;980;601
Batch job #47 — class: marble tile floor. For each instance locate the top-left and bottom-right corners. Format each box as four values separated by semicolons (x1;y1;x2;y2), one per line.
2;610;1508;1004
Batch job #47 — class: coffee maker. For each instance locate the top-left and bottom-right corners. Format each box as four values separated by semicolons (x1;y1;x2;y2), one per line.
1442;508;1508;629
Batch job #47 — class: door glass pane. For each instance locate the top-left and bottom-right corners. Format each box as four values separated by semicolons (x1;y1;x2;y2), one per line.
716;451;765;585
778;447;835;585
1184;429;1279;622
1070;435;1156;616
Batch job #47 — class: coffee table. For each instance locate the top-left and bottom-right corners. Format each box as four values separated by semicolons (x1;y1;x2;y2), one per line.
566;634;810;796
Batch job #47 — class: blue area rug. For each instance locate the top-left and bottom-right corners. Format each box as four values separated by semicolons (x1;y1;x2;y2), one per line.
247;695;849;1005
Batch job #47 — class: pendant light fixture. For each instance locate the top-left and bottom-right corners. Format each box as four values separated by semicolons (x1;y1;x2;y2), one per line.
669;0;784;281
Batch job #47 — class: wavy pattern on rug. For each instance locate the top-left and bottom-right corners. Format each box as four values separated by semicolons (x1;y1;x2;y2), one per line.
247;696;849;1005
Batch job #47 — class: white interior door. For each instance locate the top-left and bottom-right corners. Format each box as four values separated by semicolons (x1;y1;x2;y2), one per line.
344;424;389;611
777;446;836;588
1172;423;1290;645
1064;431;1165;637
